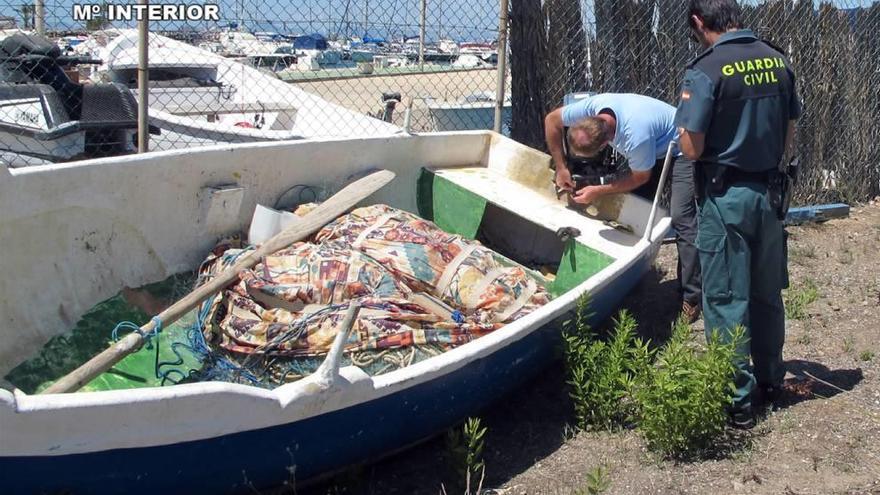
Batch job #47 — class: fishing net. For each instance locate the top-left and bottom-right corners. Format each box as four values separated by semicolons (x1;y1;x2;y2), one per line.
4;204;552;391
190;204;551;387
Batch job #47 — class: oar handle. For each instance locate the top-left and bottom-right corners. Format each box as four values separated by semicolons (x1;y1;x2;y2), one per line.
41;170;395;394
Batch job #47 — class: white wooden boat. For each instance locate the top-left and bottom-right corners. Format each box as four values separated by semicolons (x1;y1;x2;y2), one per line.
94;30;397;150
0;131;671;493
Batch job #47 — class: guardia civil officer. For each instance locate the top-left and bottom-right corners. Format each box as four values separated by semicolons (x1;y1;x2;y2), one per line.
675;0;801;427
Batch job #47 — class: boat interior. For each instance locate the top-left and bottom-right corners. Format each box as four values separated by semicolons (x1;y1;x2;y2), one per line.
0;132;663;395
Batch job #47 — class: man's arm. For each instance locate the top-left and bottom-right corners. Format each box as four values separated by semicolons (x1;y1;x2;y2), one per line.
674;68;714;161
545;108;575;190
784;120;796;158
571;170;652;205
571;141;654;205
678;128;705;160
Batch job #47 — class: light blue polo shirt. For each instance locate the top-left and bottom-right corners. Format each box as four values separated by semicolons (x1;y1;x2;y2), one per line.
562;93;678;171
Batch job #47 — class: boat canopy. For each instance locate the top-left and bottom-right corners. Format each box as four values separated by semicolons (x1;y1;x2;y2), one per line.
293;34;328;50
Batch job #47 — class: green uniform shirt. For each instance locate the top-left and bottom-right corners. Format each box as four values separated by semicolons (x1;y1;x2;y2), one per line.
675;30;802;172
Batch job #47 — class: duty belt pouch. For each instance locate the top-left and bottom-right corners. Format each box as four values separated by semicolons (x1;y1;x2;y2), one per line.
768;156;800;221
702;163;728;197
767;170;786;220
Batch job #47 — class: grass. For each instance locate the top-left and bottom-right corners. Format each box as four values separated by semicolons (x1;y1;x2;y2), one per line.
859;350;875;362
784;279;820;320
789;243;818;264
574;465;612;495
843;335;856;354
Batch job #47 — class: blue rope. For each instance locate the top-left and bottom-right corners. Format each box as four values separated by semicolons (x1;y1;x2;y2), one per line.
110;321;142;342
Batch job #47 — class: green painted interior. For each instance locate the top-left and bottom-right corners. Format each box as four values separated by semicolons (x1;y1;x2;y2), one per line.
417;169;487;239
5;274;202;393
417;168;614;298
551;241;616;297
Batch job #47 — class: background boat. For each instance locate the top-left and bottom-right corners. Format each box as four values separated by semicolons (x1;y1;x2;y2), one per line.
0;31;139;166
427;90;511;134
93;30;398;150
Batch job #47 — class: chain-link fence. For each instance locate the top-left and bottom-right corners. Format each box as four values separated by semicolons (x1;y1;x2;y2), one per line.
510;0;880;204
0;0;505;167
2;1;878;203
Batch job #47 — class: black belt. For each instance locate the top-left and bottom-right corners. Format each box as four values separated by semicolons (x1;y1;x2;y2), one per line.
724;167;772;185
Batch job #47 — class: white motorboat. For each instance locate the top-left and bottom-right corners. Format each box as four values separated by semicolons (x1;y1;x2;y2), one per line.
93;30;398;150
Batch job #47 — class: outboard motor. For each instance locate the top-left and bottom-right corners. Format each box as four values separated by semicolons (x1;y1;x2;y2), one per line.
381;92;401;123
0;33;139;164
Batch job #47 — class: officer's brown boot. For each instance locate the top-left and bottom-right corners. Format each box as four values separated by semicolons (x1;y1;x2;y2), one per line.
681;300;701;324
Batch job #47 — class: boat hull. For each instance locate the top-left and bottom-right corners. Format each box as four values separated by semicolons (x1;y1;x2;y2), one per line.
1;246;653;495
0;131;669;493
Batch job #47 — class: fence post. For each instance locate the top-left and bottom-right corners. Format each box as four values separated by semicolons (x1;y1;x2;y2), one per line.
419;0;426;69
34;0;44;35
137;0;149;153
494;0;510;134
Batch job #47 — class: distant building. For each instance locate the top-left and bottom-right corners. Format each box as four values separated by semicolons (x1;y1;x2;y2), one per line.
0;16;16;30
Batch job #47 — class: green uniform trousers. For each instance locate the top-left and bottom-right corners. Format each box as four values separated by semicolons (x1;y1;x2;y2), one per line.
697;181;788;411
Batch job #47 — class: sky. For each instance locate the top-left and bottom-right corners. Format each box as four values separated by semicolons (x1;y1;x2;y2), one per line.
1;0;878;42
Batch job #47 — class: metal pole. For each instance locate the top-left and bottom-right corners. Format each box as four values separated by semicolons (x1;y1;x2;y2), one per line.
34;0;45;35
642;141;676;242
363;0;368;36
137;0;149;153
419;0;426;70
493;0;509;134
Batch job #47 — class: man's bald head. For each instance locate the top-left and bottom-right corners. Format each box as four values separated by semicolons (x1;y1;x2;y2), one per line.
568;117;611;157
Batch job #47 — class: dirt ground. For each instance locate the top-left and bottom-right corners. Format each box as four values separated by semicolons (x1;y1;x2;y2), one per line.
294;69;502;131
305;202;880;495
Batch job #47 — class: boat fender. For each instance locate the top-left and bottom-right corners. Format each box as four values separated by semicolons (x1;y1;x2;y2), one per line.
555;226;581;243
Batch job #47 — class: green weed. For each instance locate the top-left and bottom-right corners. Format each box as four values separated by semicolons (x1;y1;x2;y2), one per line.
562;295;741;459
859;350;875;362
789;243;817;263
445;417;487;494
632;320;742;459
843;335;855;354
574;465;611;495
563;297;652;431
784;279;819;320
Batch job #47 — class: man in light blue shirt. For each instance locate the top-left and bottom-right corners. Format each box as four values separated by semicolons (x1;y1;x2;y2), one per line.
544;92;702;321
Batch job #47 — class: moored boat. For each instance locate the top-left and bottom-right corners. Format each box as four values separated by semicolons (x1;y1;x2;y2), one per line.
94;30;397;150
427;91;512;134
0;131;671;493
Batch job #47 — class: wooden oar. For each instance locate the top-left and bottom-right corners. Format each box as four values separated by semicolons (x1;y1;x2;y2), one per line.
42;170;396;394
